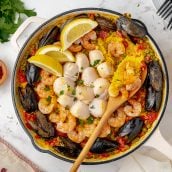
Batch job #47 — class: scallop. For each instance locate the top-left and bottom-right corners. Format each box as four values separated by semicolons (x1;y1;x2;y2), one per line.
97;62;114;78
89;98;107;117
53;77;75;96
70;100;90;120
58;95;74;108
76;86;94;104
89;50;105;67
93;78;110;100
82;67;99;86
63;62;79;81
76;53;89;72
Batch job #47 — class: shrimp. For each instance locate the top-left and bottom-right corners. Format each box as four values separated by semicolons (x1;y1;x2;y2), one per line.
126;78;141;91
68;44;82;52
81;31;97;50
67;126;86;143
35;82;54;98
83;119;98;137
108;107;126;128
56;113;76;133
99;122;111;138
49;104;68;123
38;96;56;114
108;41;125;57
124;99;142;117
40;70;56;86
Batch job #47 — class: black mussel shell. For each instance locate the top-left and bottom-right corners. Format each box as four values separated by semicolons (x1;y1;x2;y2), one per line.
148;61;163;92
118;117;143;143
95;16;116;31
90;138;118;154
54;137;81;158
26;63;40;85
116;16;147;38
18;84;38;112
145;86;156;111
38;26;60;48
28;111;55;138
155;91;162;111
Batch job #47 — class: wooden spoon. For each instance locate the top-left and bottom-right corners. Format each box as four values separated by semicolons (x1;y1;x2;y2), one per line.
70;66;147;172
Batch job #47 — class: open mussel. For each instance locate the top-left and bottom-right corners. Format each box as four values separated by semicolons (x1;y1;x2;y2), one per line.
38;26;60;48
28;111;55;138
118;117;143;143
26;63;40;85
18;84;38;112
90;138;118;154
145;60;162;111
54;137;81;158
95;16;116;31
116;16;147;38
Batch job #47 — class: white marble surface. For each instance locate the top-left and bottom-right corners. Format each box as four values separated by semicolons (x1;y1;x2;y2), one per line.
0;0;172;171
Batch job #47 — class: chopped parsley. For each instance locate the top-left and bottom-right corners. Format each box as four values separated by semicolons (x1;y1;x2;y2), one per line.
77;80;84;85
87;116;94;124
44;85;50;91
92;59;100;67
78;119;84;126
73;97;77;101
90;105;95;109
95;94;100;98
65;106;69;110
59;90;64;95
72;89;76;96
46;96;52;103
81;67;84;70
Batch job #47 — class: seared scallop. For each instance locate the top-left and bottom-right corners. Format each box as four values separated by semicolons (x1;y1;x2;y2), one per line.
76;86;94;104
89;50;105;67
82;67;99;86
89;98;107;117
70;100;90;120
58;95;74;108
97;62;114;78
53;77;75;96
76;52;89;72
63;62;79;81
93;78;110;99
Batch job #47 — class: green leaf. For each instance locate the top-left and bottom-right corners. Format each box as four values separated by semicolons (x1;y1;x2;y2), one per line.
87;116;94;124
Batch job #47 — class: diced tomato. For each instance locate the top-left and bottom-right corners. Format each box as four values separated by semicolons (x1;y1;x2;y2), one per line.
24;112;36;122
30;47;37;56
88;13;95;20
141;112;158;124
101;153;109;158
46;138;58;146
25;123;32;130
87;152;93;158
98;30;108;39
137;42;147;50
116;136;126;148
122;40;128;48
57;131;67;137
35;135;41;139
125;116;133;122
18;69;27;83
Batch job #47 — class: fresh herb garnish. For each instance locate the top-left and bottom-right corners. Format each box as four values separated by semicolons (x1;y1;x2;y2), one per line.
72;89;76;95
78;119;84;126
59;90;64;95
46;96;52;103
81;67;84;70
87;116;94;124
0;0;37;42
95;94;100;98
65;105;69;110
90;105;95;109
44;85;50;91
77;80;84;85
92;60;100;67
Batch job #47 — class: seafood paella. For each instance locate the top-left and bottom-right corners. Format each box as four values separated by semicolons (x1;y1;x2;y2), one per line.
16;12;163;161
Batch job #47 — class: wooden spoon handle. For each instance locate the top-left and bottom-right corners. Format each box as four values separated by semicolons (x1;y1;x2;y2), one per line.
70;97;125;172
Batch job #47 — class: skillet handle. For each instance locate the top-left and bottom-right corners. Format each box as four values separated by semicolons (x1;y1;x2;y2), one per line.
11;16;46;52
144;128;172;160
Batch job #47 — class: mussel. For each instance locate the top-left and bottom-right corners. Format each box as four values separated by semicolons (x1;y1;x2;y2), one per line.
54;137;81;158
18;84;38;112
145;60;163;111
90;138;118;154
118;117;143;143
28;111;55;138
95;16;116;31
26;63;40;85
116;16;147;38
38;26;60;48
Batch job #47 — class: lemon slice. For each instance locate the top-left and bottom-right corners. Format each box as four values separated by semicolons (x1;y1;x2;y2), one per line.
60;18;98;50
36;45;75;63
28;54;62;76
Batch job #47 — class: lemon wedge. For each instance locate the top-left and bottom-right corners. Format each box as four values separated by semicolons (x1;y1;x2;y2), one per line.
36;45;75;63
60;18;98;50
28;54;62;76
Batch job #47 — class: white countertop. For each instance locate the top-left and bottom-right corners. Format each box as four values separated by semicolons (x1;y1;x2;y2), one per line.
0;0;172;171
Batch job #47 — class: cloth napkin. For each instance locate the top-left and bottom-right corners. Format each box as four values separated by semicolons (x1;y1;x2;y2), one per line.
0;137;41;172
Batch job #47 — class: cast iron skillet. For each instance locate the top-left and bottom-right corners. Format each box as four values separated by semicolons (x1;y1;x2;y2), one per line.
11;8;169;164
